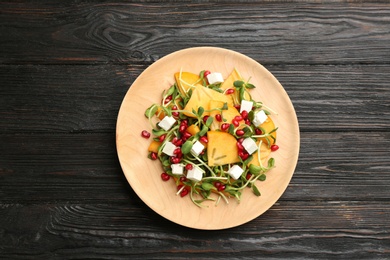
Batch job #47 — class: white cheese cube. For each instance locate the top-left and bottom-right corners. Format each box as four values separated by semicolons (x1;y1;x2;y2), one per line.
186;166;203;182
171;163;184;175
158;116;176;131
252;110;268;127
242;137;258;155
240;100;253;113
228;165;244;180
190;141;204;156
206;72;224;85
162;141;177;156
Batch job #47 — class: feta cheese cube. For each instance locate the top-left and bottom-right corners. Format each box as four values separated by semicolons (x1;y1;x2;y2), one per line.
190;141;204;156
252;110;268;127
171;163;184;175
162;141;177;156
187;166;203;182
158;116;176;131
242;137;258;155
206;72;224;85
240;100;253;113
228;165;244;180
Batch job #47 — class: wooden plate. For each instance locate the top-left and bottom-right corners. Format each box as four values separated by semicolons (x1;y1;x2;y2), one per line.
116;47;300;230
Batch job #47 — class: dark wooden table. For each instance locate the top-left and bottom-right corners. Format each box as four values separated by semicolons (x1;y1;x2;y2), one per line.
1;1;389;258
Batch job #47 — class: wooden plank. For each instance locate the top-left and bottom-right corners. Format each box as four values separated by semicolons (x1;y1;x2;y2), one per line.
1;64;389;132
1;2;390;64
0;201;389;258
1;132;389;203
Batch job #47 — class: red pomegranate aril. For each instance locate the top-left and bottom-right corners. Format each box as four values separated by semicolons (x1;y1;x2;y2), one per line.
159;134;166;142
226;88;234;95
174;139;183;146
179;124;187;133
177;184;184;191
185;164;193;170
221;123;230;131
199;136;208;143
255;128;262;135
236;142;244;151
180;188;189;197
234;115;243;122
215;114;222;122
203;70;211;78
141;130;151;139
245;119;251;125
164;95;172;104
217;185;226;191
203;115;210;123
232;119;239;127
181;119;188;126
183;132;192;139
271;144;279;151
241;110;248;119
161;172;170;181
180;176;187;182
214;182;221;188
171;157;181;164
246;173;252;180
172;111;179;117
172;105;178;110
236;129;245;136
173;147;181;155
150;152;158;160
234;105;241;110
241;153;249;160
237;138;244;143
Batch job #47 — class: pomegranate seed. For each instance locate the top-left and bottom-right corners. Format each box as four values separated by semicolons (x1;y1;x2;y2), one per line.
234;105;241;110
241;110;248;119
226;88;234;95
234;115;243;122
181;119;188;126
215;114;222;122
183;132;192;139
173;147;181;155
221;123;230;131
214;182;221;188
172;105;178;110
172;111;179;117
203;116;210;123
203;70;211;78
271;144;279;151
236;129;245;136
164;95;172;104
199;136;208;143
245;119;251;125
237;138;244;143
236;142;244;151
217;185;226;191
180;188;189;197
177;184;184;191
255;128;262;135
161;172;170;181
246;173;252;180
185;164;193;170
141;130;151;139
174;139;183;146
179;124;187;133
171;137;178;143
180;176;187;182
232;119;239;127
170;157;181;164
159;134;166;142
239;151;249;160
150;152;158;160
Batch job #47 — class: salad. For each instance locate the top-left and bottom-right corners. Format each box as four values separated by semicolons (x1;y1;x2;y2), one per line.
142;68;279;207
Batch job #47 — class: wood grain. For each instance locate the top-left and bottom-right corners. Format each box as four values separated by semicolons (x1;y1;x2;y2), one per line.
1;2;390;65
1;64;389;133
0;202;389;258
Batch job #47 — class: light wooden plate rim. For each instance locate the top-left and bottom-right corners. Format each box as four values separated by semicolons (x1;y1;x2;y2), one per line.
116;47;300;230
